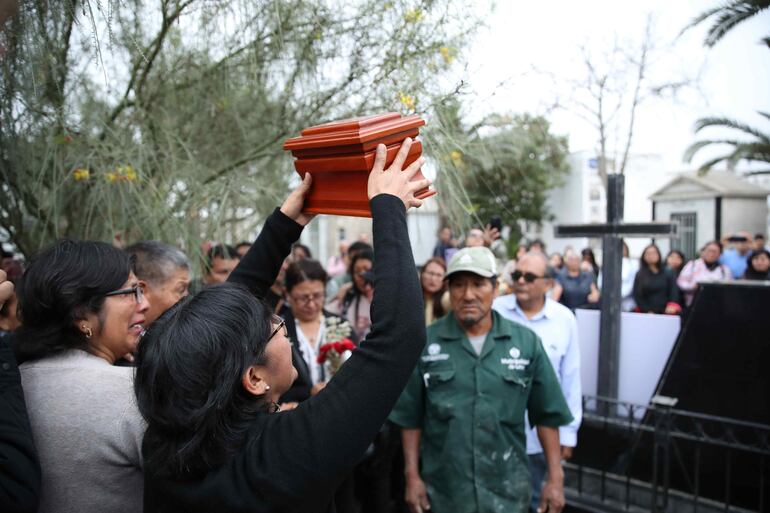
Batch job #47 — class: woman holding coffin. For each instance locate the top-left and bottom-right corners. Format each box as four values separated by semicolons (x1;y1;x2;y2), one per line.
134;140;429;513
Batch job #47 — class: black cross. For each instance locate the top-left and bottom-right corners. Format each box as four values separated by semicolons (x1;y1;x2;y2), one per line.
554;174;678;399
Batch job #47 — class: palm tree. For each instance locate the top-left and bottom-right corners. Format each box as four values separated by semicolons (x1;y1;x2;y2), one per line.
683;0;770;48
684;112;770;174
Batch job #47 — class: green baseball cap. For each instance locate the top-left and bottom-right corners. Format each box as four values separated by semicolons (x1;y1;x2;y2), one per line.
445;246;498;279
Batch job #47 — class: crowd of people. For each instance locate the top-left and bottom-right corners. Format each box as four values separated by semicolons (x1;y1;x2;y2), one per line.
0;136;767;513
433;227;770;317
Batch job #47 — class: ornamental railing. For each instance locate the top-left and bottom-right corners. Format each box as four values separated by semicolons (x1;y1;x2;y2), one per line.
564;395;770;513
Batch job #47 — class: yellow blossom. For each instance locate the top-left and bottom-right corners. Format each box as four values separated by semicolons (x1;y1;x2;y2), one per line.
122;165;138;182
108;165;138;182
72;168;90;181
439;46;454;65
399;92;416;111
450;150;464;167
404;8;423;23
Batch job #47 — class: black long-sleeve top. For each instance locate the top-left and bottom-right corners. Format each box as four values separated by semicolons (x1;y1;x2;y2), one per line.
633;266;679;314
143;194;426;513
0;335;41;513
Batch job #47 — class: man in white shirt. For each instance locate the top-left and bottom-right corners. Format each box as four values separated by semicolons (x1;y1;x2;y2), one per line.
493;252;582;512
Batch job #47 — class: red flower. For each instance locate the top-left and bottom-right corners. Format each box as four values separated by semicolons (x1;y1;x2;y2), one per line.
316;339;356;364
317;344;332;364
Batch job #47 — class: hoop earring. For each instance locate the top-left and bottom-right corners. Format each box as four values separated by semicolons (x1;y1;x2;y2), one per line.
82;325;92;339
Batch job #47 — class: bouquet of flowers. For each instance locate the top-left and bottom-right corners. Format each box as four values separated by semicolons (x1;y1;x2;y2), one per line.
317;317;355;376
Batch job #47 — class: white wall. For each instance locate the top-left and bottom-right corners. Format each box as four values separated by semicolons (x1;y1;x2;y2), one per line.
622;155;679;257
539;151;595;255
407;207;440;266
539;151;676;259
721;197;769;238
300;202;439;268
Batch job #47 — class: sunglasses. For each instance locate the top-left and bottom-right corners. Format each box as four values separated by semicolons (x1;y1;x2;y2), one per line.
103;284;144;303
268;314;288;341
511;270;548;283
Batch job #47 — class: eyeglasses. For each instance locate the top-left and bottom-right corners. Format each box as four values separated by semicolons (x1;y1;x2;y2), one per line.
291;292;325;306
511;271;548;283
268;314;288;341
104;284;144;303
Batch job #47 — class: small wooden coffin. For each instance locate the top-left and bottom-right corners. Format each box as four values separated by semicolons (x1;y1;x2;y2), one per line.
283;113;436;217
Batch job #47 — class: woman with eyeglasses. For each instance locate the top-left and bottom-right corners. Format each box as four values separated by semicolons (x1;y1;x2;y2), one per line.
280;258;358;409
134;141;429;513
15;240;150;513
278;258;361;512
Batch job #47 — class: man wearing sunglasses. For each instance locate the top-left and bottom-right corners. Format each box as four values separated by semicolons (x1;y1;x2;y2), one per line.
390;246;573;513
493;252;582;513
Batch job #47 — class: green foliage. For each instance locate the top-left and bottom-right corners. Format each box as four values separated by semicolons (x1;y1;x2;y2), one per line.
684;112;770;174
682;2;769;174
426;99;570;243
0;0;477;258
682;0;770;48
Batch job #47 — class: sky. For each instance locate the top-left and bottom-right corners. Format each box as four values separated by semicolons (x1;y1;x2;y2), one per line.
457;0;770;172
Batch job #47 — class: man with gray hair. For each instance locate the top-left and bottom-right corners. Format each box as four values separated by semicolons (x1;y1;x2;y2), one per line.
493;251;582;512
125;241;191;326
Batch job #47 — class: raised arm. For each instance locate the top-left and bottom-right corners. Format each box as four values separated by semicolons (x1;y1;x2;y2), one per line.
241;140;430;509
227;175;313;298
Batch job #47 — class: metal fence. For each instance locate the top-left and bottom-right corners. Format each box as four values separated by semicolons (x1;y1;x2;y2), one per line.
565;396;770;513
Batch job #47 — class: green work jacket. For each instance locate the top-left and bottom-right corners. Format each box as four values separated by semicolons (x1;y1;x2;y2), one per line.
389;311;573;513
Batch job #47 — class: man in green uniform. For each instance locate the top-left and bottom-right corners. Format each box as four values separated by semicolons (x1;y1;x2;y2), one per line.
390;246;573;513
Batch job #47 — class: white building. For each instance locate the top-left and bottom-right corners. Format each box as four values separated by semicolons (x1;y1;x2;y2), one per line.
533;151;677;259
300;196;440;268
650;171;770;259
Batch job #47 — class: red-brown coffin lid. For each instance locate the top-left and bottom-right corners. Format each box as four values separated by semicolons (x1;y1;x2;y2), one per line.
283;114;425;153
294;141;422;173
299;112;401;136
288;129;420;159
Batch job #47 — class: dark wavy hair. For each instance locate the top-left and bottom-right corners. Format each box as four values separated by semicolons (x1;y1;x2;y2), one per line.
134;283;273;477
285;259;328;293
639;243;663;271
746;249;770;279
348;249;374;282
15;240;131;362
420;257;447;320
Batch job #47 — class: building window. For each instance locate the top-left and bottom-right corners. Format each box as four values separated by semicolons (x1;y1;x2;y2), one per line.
671;212;697;260
590;187;601;200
